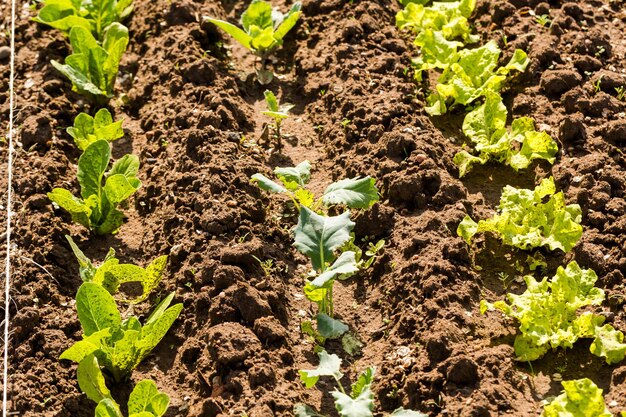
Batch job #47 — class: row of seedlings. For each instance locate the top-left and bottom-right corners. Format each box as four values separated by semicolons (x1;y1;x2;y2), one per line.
206;1;428;416
395;0;626;414
33;0;182;415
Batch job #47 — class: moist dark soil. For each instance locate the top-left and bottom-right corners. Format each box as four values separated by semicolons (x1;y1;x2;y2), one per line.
1;0;626;416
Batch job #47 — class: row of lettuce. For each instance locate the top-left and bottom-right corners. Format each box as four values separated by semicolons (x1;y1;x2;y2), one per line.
396;0;625;415
34;0;179;416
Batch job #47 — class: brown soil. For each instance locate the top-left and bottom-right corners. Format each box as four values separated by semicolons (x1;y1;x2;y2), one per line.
1;0;626;416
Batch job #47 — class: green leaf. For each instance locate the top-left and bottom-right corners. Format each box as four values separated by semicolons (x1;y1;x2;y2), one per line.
299;350;343;389
332;382;374;417
275;160;311;190
294;404;326;417
310;251;359;287
95;398;123;417
205;18;252;49
47;188;94;229
103;173;140;204
542;378;612;417
68;109;123;151
128;379;170;416
78;140;111;200
264;90;279;112
77;354;112;404
293;206;355;271
351;367;374;398
274;2;301;41
322;177;379;209
251;173;287;193
60;328;111;363
66;235;97;282
145;292;174;325
76;282;121;337
136;302;183;365
590;324;626;365
108;154;140;182
316;314;348;339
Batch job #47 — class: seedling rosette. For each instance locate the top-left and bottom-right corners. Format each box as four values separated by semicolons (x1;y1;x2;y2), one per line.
68;108;124;151
48;140;141;234
458;177;582;252
481;262;626;364
60;283;183;382
204;0;302;84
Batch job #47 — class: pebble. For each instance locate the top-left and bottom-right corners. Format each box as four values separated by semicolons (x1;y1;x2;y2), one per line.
0;46;10;60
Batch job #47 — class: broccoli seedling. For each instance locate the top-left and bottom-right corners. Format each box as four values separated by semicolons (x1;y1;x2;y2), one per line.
261;90;293;150
204;0;302;84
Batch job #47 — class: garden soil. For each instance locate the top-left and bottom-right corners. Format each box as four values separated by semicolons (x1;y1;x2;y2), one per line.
1;0;626;416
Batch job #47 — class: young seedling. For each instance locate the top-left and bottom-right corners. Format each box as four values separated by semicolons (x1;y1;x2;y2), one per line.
535;14;551;27
48;140;141;234
66;235;167;304
542;379;612;417
251;161;379;340
261;90;293;150
51;23;129;103
204;0;302;84
296;350;426;417
77;355;169;417
67;108;124;151
61;283;183;382
33;0;133;40
481;262;626;364
458;177;583;252
615;86;626;101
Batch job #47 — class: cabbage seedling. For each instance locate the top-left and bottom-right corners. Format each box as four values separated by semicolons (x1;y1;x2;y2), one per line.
48;140;141;234
204;0;302;84
76;355;169;417
68;108;124;151
51;23;129;103
296;350;427;417
66;235;167;304
262;90;293;150
61;283;183;382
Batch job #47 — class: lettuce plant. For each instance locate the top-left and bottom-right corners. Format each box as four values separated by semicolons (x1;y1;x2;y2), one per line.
51;23;129;102
68;108;124;151
296;350;426;417
481;262;626;364
542;378;612;417
262;90;293;150
396;0;478;44
454;91;558;176
457;177;582;252
61;283;183;382
251;161;379;338
33;0;133;40
425;41;529;115
77;355;169;417
66;236;167;304
204;0;301;84
48;140;140;234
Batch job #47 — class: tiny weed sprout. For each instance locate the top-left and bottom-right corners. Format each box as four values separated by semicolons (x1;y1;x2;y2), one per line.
542;379;612;417
51;23;129;103
251;161;379;340
481;262;626;364
204;0;302;84
77;356;169;417
615;86;626;101
68;108;124;151
458;177;583;252
48;140;141;234
535;14;551;27
262;90;294;150
33;0;133;40
66;235;167;304
454;91;558;176
61;283;183;382
295;350;426;417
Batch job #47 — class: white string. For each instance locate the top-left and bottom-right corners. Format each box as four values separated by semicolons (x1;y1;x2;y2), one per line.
3;0;16;411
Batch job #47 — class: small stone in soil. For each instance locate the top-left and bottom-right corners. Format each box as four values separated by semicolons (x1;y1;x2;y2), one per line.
0;46;10;60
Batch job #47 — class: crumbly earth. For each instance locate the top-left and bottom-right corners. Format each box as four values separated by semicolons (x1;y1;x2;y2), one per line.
0;0;625;416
